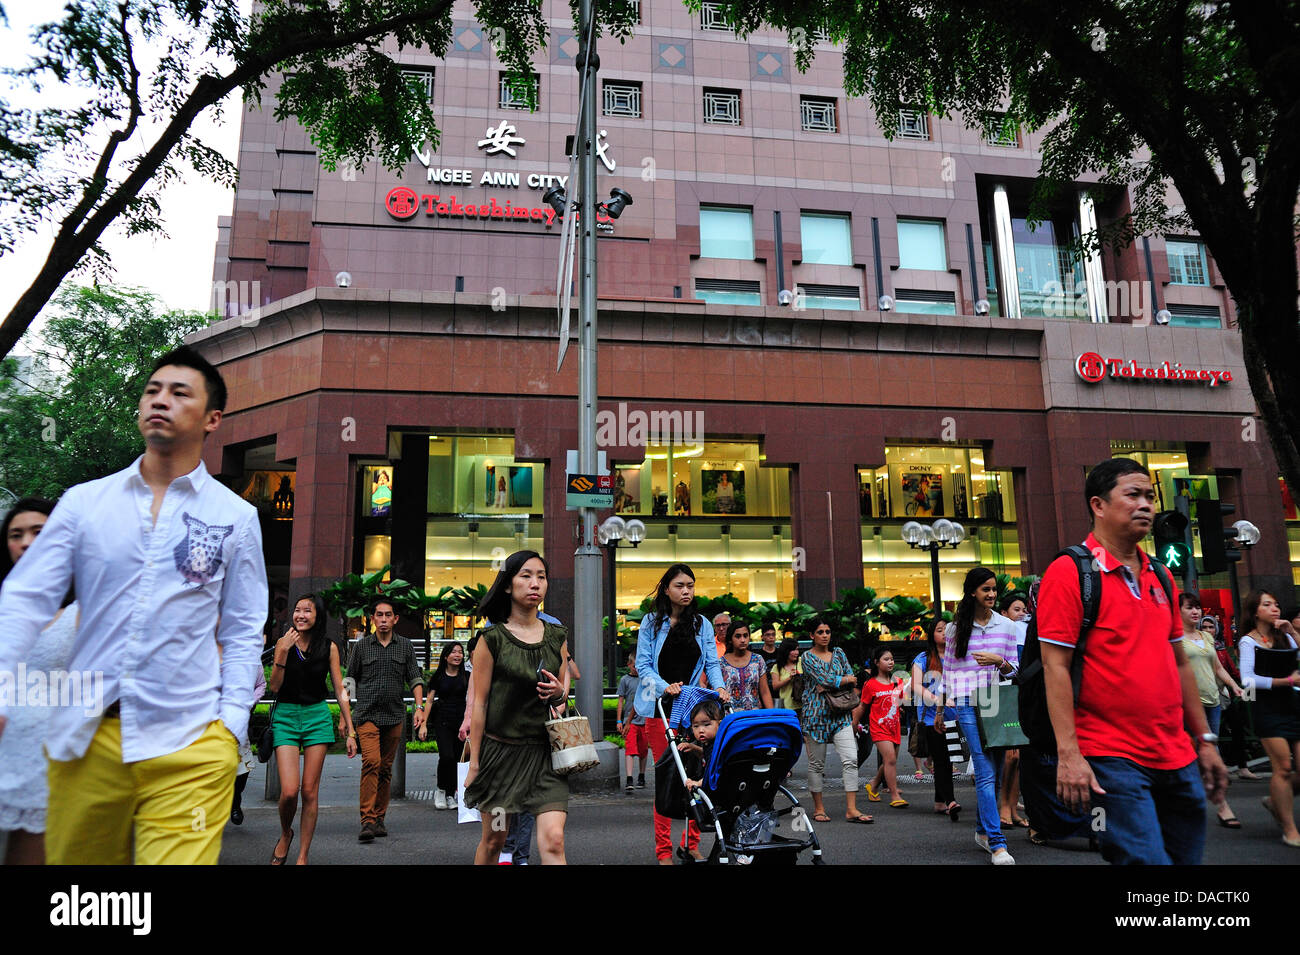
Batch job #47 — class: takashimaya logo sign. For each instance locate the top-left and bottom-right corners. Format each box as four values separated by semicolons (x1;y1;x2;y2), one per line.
385;187;559;227
1075;352;1233;387
384;187;616;230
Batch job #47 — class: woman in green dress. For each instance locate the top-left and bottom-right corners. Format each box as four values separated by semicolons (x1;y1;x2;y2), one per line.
464;550;572;864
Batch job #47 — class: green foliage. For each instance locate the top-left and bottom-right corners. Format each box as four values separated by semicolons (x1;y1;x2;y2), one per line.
870;595;935;641
995;573;1038;605
321;563;433;635
748;598;818;636
0;285;210;497
704;0;1300;520
696;592;753;627
0;0;641;356
821;586;877;640
443;584;489;618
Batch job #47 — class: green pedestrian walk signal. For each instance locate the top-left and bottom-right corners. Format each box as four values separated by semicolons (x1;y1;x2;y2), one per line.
1161;542;1191;570
1153;510;1191;572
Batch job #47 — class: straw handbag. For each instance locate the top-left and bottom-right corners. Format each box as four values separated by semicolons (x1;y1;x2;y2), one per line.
545;702;600;776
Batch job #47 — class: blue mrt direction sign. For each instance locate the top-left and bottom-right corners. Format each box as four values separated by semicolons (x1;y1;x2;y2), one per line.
566;473;613;509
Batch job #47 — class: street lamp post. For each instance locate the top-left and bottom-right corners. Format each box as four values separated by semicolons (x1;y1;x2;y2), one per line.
599;516;646;693
901;519;967;611
1226;519;1260;636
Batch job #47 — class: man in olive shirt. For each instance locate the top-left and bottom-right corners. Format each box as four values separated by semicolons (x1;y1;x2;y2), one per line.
348;597;424;842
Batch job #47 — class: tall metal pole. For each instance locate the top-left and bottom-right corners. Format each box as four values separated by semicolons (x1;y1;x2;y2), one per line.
929;547;942;613
573;0;603;725
605;542;617;691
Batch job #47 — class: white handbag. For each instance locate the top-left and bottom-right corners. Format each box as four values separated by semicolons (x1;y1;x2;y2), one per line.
545;702;600;776
456;748;481;824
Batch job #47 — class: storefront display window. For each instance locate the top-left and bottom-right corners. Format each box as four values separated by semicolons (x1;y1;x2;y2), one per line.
610;439;793;606
859;444;1020;601
422;434;545;593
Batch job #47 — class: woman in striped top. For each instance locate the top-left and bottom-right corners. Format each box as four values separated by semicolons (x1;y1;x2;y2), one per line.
941;567;1019;866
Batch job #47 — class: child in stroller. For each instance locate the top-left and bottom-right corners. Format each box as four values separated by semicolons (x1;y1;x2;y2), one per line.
678;697;724;791
660;687;825;864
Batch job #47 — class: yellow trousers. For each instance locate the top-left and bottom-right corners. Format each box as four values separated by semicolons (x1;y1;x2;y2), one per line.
46;719;237;865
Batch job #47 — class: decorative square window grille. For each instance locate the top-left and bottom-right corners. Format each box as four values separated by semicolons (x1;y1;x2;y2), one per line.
986;113;1019;146
800;96;838;132
897;108;930;140
498;72;540;110
603;81;642;117
703;88;741;125
700;2;733;31
401;69;435;101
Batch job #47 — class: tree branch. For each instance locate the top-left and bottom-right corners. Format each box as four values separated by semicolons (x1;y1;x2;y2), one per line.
0;0;457;357
56;1;145;250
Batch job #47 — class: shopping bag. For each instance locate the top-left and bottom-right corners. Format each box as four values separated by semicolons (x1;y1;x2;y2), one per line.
456;750;481;824
976;680;1030;749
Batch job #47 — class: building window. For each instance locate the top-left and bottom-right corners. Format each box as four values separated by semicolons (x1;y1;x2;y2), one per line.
699;206;754;259
800;96;838;132
894;290;957;315
1167;305;1222;328
897;219;947;271
859;445;1019;605
797;284;860;310
603;80;642;117
986;112;1019;147
695;278;761;305
800;213;852;265
498;72;540;110
703;87;742;125
609;439;794;606
700;2;733;31
401;68;435;101
421;434;546;595
897;108;930;140
628;0;641;23
1166;239;1209;286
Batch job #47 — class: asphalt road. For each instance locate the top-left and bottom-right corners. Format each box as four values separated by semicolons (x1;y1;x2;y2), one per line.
218;752;1295;865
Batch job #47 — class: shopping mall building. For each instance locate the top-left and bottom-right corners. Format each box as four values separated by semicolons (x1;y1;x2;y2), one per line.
192;0;1299;639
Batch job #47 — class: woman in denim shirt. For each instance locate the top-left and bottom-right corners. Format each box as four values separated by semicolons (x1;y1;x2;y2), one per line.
634;563;729;863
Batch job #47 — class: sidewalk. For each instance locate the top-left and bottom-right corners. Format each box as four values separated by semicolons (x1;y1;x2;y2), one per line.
244;748;975;808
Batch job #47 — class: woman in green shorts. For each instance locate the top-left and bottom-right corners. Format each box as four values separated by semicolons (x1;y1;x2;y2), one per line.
268;593;356;864
464;550;571;865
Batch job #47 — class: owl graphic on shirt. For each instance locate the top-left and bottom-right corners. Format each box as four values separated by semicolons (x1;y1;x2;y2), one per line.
174;512;234;585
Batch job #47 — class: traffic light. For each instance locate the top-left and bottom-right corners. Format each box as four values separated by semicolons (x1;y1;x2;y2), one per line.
1197;499;1241;574
1152;510;1191;572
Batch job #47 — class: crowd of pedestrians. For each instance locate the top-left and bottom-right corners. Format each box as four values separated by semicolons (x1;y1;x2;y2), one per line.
0;346;1294;867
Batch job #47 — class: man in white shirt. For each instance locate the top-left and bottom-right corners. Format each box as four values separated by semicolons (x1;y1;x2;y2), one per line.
0;347;267;864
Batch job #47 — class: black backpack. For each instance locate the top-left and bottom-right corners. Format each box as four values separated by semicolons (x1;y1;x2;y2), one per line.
1017;543;1174;752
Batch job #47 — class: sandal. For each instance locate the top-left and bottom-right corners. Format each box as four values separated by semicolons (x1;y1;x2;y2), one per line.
1216;815;1242;829
890;798;909;808
271;828;294;865
864;783;882;802
1028;828;1048;846
812;812;832;823
846;814;874;824
947;801;961;823
1013;815;1030;828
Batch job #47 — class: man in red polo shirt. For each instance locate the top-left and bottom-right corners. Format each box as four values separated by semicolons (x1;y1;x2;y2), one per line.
1037;457;1228;864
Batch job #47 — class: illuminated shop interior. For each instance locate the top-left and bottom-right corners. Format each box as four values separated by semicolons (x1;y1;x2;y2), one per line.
859;444;1021;603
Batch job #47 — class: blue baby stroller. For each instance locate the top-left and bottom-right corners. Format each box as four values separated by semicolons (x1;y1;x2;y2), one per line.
659;688;824;864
